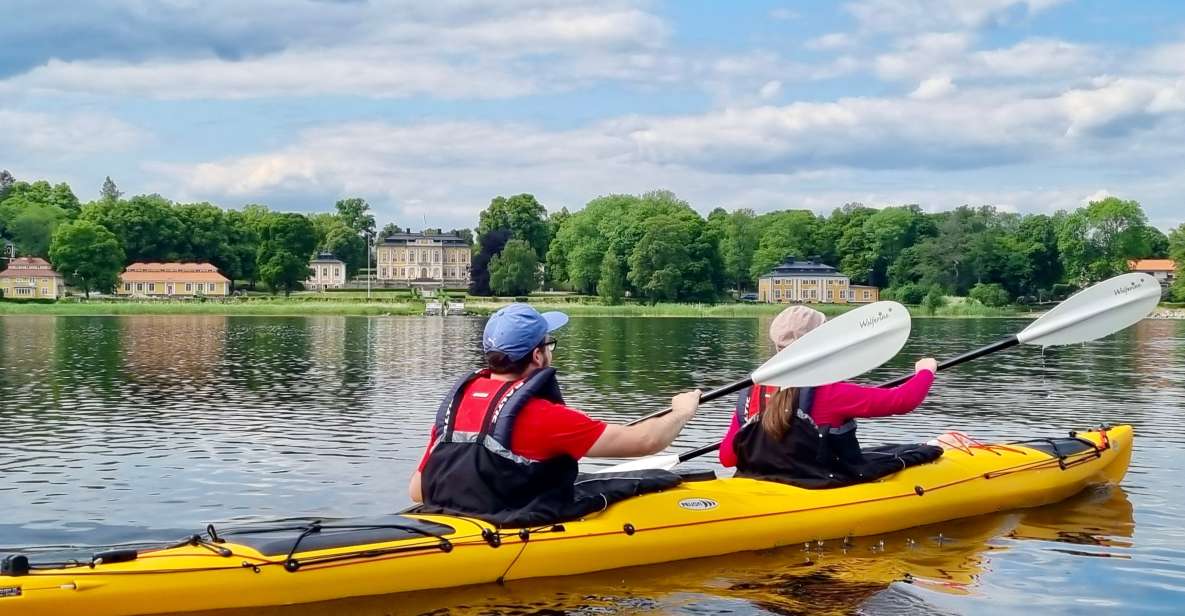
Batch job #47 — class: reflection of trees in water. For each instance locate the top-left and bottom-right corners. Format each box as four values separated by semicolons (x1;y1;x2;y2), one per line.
223;316;312;395
54;316;123;401
0;316;57;400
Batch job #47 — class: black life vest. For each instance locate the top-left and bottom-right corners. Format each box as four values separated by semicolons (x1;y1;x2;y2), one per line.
419;367;581;526
732;384;942;489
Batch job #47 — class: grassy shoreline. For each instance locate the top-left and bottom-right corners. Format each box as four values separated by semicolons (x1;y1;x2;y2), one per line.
0;297;1031;318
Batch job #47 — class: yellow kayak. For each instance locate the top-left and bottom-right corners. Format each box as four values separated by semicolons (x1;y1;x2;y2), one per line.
0;425;1132;616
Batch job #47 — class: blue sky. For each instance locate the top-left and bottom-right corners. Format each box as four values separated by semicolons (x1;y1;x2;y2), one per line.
2;0;1184;230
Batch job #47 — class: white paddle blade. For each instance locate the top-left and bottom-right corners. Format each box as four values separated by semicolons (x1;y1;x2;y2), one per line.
750;301;911;388
590;454;679;474
1017;273;1161;347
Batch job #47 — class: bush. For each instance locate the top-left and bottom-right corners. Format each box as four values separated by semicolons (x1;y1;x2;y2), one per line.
887;283;926;305
923;286;947;315
968;282;1012;307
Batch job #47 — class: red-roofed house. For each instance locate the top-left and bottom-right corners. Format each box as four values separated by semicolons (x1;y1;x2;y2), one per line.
1129;259;1176;285
117;262;230;297
0;257;65;299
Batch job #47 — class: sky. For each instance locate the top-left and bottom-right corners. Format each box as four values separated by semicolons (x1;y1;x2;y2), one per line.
2;0;1184;231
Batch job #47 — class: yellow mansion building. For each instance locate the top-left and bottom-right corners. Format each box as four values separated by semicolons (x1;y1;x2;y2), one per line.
757;258;879;304
117;262;230;297
375;232;471;288
0;257;65;299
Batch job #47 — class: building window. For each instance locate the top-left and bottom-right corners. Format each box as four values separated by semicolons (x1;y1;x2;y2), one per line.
185;283;192;291
334;267;340;277
124;282;132;291
136;283;144;291
208;283;216;291
863;291;870;299
381;267;388;278
321;267;328;277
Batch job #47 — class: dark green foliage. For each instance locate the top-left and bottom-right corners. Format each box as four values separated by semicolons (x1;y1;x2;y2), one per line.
469;229;511;296
489;239;539;296
968;282;1011;307
477;194;551;259
48;220;125;297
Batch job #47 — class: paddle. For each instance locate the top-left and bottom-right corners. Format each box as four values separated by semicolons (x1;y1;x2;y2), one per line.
591;301;912;473
606;272;1162;473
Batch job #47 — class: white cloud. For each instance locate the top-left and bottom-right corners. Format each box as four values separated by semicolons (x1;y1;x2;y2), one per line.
759;80;783;100
805;33;855;51
1080;189;1113;205
0;110;146;159
0;4;669;100
910;76;956;99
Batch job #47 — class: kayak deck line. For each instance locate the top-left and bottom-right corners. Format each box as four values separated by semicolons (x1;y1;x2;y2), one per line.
508;438;1111;546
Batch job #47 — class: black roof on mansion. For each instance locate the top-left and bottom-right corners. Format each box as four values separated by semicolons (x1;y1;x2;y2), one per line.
760;258;848;279
310;252;344;263
380;232;469;246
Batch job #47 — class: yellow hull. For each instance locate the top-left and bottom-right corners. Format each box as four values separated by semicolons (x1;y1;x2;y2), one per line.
1;425;1132;616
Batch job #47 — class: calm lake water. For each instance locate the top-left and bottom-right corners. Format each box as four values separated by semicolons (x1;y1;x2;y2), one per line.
1;314;1183;614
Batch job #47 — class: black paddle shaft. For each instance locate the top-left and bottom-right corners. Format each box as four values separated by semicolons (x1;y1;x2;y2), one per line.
625;378;754;426
875;335;1019;388
674;335;1022;464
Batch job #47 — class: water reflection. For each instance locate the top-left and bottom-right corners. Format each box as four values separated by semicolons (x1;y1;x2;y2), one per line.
0;314;1182;614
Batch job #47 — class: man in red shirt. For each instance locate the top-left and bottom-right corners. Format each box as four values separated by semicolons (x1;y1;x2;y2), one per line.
409;303;700;523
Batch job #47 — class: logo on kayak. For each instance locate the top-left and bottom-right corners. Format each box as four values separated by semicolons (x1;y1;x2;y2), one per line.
678;498;718;511
0;587;20;598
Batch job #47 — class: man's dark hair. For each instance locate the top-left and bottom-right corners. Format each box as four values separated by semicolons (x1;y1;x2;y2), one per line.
486;350;534;375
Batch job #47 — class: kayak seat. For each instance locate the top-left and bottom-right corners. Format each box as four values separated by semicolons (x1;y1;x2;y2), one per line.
1013;437;1097;458
220;515;456;557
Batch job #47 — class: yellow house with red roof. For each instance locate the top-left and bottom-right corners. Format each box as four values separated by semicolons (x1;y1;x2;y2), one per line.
0;257;65;299
117;263;230;297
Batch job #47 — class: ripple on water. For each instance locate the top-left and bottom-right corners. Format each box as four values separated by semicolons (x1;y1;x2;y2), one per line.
1;314;1183;614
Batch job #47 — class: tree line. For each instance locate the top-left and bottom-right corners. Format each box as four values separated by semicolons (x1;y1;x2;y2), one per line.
2;169;1183;303
0;173;395;296
473;190;1184;305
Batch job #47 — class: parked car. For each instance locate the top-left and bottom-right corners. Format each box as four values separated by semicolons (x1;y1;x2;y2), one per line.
739;292;758;302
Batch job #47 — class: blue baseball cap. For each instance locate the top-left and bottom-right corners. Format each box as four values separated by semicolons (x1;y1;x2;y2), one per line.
483;303;569;361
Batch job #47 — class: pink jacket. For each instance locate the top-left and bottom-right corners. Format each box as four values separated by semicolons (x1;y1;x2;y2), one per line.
718;369;935;468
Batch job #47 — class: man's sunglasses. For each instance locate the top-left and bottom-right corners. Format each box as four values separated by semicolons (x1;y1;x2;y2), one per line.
543;337;557;352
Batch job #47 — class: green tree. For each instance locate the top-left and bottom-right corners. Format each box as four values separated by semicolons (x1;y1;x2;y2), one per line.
0;170;13;200
334;198;376;236
48;220;125;297
379;222;402;239
489;239;539;296
628;215;688;303
311;213;367;276
597;250;625;305
1057;197;1151;284
7;202;66;257
714;208;760;290
175;202;230;264
469;229;511;296
749;210;821;281
256;213;316;296
923;286;946;315
81;194;185;262
968;282;1011;307
1169;224;1185;301
477;194;550;259
224;205;268;286
100;176;122;202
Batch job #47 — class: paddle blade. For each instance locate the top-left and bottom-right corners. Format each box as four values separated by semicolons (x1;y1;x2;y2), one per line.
750;301;911;387
589;454;680;474
1017;273;1161;347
